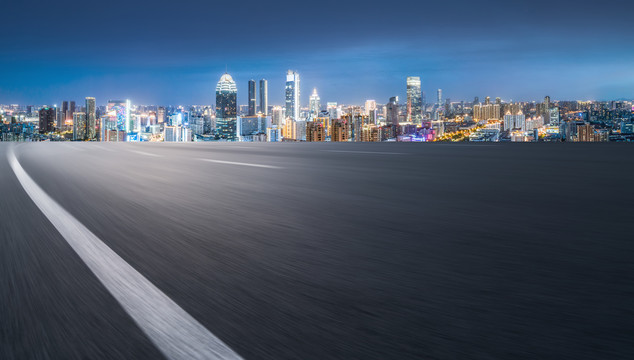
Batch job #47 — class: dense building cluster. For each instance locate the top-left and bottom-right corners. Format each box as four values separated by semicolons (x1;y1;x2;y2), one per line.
2;72;633;142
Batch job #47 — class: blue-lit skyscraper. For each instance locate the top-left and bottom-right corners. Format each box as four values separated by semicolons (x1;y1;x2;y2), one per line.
248;79;256;116
406;76;422;125
285;70;300;121
216;73;237;141
106;99;130;133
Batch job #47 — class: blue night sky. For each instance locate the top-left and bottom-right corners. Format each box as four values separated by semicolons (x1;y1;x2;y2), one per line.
1;0;633;106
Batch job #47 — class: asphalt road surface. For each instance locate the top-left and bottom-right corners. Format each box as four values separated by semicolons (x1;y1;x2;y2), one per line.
1;142;633;359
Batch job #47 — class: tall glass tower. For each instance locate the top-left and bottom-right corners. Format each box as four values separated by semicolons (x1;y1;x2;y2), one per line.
285;70;300;121
309;88;320;119
406;76;422;125
259;79;268;115
85;97;96;140
248;79;256;116
216;73;237;141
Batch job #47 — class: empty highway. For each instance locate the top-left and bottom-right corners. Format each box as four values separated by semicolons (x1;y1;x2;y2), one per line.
1;142;633;359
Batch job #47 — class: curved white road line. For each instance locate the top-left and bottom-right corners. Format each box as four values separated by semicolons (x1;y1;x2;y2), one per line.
8;148;243;360
131;150;163;157
199;158;282;169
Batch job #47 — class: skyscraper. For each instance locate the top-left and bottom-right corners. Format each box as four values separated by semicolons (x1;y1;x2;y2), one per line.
73;112;86;140
259;79;268;115
107;100;130;132
157;107;166;124
386;96;399;126
309;88;321;119
85;97;96;140
248;80;256;116
271;106;284;127
437;89;442;107
406;76;422;124
215;73;237;141
39;107;56;133
285;70;300;121
61;101;69;127
69;101;76;119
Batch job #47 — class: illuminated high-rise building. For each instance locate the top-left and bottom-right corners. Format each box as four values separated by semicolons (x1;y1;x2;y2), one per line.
85;97;96;140
474;102;501;121
215;73;238;141
365;100;377;124
406;77;422;124
107;100;130;132
248;79;256;116
365;100;376;115
38;107;56;133
386;96;399;125
309;88;320;119
73;112;86;140
271;106;284;127
61;101;68;127
259;79;268;114
437;89;442;107
157;107;166;124
285;70;300;121
306;121;325;142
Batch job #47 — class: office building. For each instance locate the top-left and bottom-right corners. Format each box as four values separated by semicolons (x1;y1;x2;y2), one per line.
386;96;399;125
164;126;180;142
309;88;320;119
259;79;268;114
39;107;56;133
85;97;96;140
365;100;376;116
238;115;269;138
107;100;131;133
271;106;284;127
248;80;256;116
215;73;238;141
406;77;422;124
157;107;166;124
73;112;86;140
285;70;300;121
267;126;281;142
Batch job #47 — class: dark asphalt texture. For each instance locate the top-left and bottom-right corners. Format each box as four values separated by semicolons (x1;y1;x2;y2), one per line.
1;142;633;359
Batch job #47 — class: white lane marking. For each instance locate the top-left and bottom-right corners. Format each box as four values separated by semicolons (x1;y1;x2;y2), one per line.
131;150;163;157
199;159;282;169
321;150;407;155
8;149;243;360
